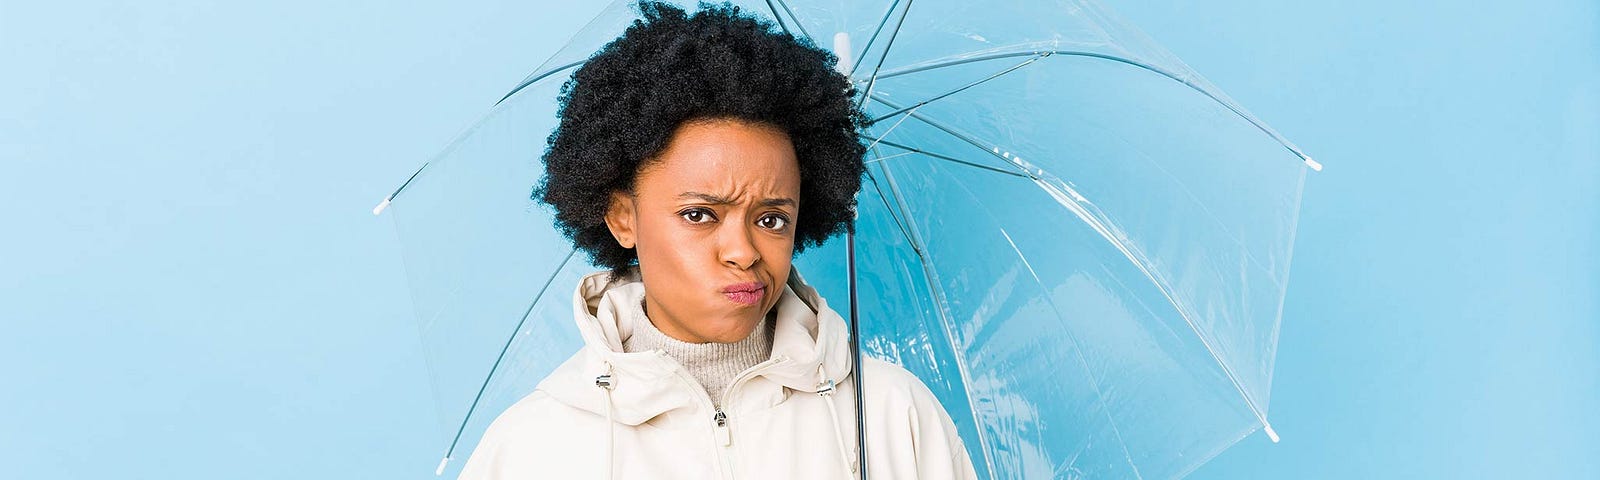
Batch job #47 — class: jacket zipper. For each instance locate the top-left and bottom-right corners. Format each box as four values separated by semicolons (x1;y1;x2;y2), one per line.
661;352;786;480
712;409;731;446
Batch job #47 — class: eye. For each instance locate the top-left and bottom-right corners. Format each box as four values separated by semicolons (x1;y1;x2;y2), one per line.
758;213;791;231
680;208;716;224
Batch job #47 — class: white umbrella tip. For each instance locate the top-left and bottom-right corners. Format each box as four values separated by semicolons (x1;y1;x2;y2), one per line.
1264;423;1281;443
1304;157;1323;172
435;456;451;475
372;195;393;216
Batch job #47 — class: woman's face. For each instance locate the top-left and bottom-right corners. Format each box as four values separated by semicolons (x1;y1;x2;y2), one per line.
604;118;800;344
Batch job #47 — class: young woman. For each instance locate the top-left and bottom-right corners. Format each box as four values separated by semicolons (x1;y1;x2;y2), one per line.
459;2;979;478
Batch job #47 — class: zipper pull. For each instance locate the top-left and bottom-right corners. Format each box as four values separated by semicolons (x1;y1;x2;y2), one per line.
712;409;731;446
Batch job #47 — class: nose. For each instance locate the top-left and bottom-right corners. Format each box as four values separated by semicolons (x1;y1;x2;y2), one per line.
717;221;761;270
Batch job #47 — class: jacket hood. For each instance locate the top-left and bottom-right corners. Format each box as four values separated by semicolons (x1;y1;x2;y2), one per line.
538;265;855;426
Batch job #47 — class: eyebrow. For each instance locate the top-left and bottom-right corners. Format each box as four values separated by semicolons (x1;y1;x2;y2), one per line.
676;191;796;208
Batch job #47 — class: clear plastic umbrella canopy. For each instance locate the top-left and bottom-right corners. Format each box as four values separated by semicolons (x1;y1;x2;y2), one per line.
377;0;1317;478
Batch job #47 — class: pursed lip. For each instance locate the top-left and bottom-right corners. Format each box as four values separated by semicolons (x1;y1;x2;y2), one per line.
721;281;766;293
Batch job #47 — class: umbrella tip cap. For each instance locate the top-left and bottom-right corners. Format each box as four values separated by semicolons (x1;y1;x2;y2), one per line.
1304;157;1323;172
373;195;393;216
435;456;450;475
1264;423;1281;443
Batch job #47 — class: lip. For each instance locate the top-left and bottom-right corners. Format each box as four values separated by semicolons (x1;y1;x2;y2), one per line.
721;281;766;293
721;282;766;306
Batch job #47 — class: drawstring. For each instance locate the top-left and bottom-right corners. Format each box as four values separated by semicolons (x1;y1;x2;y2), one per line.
595;361;617;480
816;365;857;478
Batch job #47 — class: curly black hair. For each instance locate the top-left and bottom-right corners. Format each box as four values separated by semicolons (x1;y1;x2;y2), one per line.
533;1;868;280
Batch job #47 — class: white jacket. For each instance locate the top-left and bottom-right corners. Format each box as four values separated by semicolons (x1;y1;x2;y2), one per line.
458;266;980;479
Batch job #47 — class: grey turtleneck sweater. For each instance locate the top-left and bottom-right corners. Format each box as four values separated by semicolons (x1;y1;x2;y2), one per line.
622;298;776;407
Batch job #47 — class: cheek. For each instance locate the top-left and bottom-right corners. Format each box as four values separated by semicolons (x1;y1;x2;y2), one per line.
636;216;708;262
759;240;794;275
760;237;794;260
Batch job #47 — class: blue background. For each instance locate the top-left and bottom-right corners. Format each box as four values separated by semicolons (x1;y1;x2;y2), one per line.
2;1;1594;478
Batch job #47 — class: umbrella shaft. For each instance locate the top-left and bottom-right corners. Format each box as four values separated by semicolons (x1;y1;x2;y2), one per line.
848;228;867;479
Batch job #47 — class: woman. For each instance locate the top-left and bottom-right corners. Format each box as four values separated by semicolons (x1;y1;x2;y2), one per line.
459;2;979;479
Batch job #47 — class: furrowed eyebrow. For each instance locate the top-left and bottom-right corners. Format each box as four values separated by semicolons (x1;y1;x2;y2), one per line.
677;191;796;208
676;192;734;205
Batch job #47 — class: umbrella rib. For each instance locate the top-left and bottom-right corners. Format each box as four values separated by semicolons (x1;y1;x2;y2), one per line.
496;0;636;107
769;0;812;41
865;53;1048;127
863;150;916;165
383;60;588;207
762;0;792;37
496;59;585;106
373;161;430;215
875;156;1000;479
438;248;580;467
863;103;923;152
862;150;921;254
855;0;914;110
847;0;904;78
861;136;1030;179
873;92;1280;440
867;49;1316;169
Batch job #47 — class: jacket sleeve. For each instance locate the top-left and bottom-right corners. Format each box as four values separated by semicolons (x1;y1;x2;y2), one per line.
905;376;983;480
454;416;521;480
863;357;983;480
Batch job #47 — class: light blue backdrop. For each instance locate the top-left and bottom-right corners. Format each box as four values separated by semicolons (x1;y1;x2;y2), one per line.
1;1;1594;479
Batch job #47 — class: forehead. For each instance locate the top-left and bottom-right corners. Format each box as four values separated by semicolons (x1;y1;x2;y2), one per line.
635;119;800;198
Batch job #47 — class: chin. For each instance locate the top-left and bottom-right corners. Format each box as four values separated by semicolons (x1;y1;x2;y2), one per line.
703;317;763;343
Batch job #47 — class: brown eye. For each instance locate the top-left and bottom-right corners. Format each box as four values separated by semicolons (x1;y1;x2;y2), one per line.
680;208;715;224
759;214;790;231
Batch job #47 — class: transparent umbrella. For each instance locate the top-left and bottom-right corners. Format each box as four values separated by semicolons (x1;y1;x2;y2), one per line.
374;0;1319;478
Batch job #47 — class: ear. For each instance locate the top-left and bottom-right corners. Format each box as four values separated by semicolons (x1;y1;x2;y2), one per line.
603;191;637;249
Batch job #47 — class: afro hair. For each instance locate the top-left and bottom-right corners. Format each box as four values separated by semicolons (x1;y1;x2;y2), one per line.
533;1;868;280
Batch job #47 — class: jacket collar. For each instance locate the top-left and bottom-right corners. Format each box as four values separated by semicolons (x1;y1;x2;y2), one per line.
537;265;853;426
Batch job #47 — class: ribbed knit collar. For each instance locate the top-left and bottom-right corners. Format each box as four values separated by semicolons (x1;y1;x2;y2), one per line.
621;295;776;407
